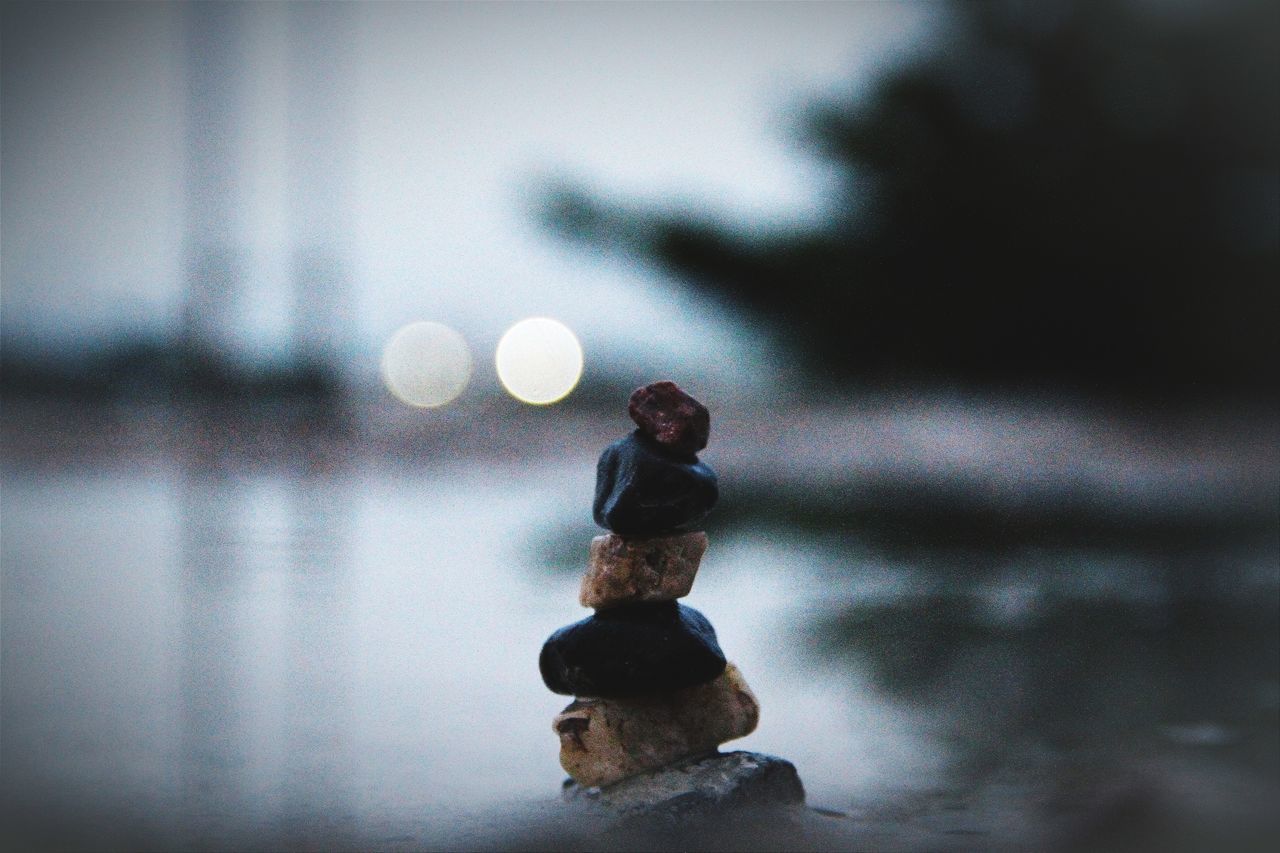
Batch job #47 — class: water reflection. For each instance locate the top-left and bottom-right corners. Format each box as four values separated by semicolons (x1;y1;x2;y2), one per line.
175;404;357;846
278;475;355;846
802;589;1280;846
822;593;1278;749
177;465;246;842
2;398;1276;849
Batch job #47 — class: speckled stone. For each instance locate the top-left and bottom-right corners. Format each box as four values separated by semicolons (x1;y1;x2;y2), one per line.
593;432;718;535
539;601;726;697
553;663;761;788
580;531;708;609
628;381;710;456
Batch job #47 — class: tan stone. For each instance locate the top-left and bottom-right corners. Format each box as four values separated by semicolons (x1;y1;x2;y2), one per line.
580;531;708;609
553;662;760;788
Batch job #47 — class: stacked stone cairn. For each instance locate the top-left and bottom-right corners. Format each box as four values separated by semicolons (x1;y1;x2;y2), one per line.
540;382;804;809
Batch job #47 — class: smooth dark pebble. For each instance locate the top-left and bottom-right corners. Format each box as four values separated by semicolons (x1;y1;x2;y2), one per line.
593;432;718;534
540;601;727;697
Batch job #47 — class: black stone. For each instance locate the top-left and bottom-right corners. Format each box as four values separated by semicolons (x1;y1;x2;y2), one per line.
562;751;807;820
593;432;718;535
539;601;727;697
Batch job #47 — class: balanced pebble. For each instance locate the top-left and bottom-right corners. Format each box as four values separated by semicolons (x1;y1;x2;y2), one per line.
539;601;726;698
580;531;707;609
628;380;710;457
593;432;718;535
553;663;760;788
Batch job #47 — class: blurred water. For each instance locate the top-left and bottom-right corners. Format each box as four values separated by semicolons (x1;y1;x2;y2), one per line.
0;462;912;844
2;435;1277;849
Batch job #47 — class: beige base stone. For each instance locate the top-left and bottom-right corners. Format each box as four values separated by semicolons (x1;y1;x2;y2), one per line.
580;531;708;609
553;662;760;788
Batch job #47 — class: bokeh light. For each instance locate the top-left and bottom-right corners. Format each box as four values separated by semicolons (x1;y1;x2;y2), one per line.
381;321;472;408
494;317;584;405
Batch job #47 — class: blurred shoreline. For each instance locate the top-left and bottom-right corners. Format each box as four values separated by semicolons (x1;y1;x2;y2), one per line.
4;390;1276;481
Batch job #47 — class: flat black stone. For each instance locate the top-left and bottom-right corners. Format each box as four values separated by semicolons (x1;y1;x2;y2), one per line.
563;750;806;819
593;432;718;535
539;601;727;697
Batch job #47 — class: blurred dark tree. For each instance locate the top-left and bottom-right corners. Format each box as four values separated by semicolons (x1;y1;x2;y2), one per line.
542;0;1278;397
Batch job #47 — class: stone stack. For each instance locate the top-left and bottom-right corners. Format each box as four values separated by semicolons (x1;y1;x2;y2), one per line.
540;382;793;798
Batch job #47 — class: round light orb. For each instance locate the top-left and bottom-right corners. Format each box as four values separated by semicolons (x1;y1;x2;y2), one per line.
495;317;584;405
381;321;472;408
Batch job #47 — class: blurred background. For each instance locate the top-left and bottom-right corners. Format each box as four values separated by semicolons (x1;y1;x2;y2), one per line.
2;1;1276;849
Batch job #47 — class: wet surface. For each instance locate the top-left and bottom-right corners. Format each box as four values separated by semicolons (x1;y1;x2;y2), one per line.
2;400;1277;849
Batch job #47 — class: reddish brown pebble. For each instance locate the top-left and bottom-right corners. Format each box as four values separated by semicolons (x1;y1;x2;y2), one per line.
627;381;710;456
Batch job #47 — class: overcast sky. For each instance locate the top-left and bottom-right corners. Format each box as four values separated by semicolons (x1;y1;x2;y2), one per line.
2;1;933;384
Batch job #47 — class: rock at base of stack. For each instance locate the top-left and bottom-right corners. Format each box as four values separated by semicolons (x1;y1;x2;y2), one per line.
554;663;759;788
562;750;806;825
580;531;707;609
